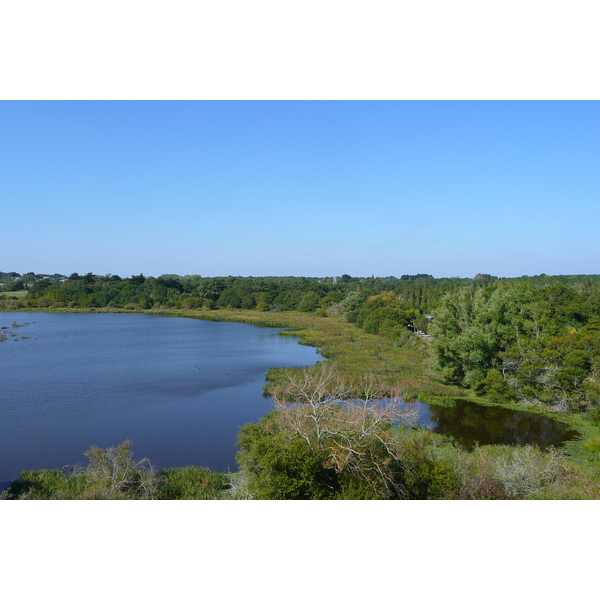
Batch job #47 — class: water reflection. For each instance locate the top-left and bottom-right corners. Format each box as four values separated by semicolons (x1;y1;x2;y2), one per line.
418;398;579;449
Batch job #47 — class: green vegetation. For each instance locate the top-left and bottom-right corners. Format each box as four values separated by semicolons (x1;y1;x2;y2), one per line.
430;281;600;412
0;271;493;314
235;367;460;499
5;270;600;499
1;441;229;500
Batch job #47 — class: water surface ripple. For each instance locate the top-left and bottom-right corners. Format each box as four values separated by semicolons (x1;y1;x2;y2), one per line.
0;312;322;485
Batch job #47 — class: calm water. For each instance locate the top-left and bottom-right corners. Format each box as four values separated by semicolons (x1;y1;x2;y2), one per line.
406;398;579;449
0;312;322;486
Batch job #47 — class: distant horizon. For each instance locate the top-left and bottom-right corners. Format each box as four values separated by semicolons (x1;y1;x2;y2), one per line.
4;268;600;281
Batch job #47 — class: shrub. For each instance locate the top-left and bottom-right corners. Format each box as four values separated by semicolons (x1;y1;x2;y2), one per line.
450;445;573;499
587;406;600;424
584;438;600;463
157;466;230;499
2;470;87;500
237;367;462;500
236;418;339;499
79;440;159;499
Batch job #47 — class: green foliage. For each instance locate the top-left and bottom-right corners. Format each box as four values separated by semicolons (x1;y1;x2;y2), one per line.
430;282;600;412
450;444;576;499
587;406;600;424
334;472;381;499
483;369;518;404
403;460;459;499
2;469;87;499
236;417;339;499
157;466;229;499
4;280;24;291
584;438;600;463
27;278;55;298
341;291;363;313
352;292;413;338
297;291;321;312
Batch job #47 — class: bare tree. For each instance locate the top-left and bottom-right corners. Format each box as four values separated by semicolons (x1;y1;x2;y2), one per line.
269;366;422;498
80;440;159;499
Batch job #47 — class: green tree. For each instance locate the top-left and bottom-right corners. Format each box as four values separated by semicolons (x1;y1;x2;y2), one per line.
297;291;321;312
237;417;339;499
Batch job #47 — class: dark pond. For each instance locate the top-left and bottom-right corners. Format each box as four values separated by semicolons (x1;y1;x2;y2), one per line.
403;397;579;450
0;312;323;488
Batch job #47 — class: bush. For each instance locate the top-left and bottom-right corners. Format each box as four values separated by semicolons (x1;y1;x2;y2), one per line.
157;466;230;499
237;368;463;500
79;440;159;499
587;406;600;424
450;445;572;499
584;438;600;463
2;470;87;500
236;418;339;499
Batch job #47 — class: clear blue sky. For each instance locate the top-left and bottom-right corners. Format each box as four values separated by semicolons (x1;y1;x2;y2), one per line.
2;101;599;279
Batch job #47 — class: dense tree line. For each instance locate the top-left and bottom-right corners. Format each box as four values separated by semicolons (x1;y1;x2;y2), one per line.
0;270;480;314
430;280;600;412
6;273;353;312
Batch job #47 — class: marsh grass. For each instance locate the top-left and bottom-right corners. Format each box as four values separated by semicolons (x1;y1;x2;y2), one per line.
1;470;88;500
157;466;230;499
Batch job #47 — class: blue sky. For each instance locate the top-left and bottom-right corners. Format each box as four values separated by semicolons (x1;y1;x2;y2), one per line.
2;100;600;279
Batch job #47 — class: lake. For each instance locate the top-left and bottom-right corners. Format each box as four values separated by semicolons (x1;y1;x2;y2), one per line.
0;312;579;490
0;312;322;487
